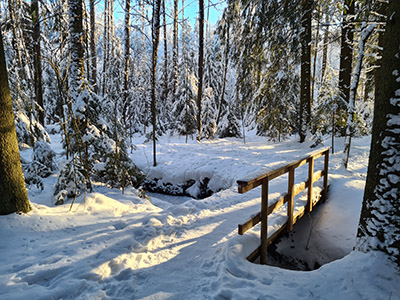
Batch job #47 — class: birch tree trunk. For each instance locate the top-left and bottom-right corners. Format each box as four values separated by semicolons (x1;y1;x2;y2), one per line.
343;24;375;169
216;21;230;126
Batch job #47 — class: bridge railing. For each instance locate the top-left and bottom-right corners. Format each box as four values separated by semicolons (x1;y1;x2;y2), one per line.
237;147;330;264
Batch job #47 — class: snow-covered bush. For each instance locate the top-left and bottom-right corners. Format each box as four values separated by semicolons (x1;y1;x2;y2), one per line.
32;141;57;175
23;141;57;190
218;108;241;138
95;148;145;192
53;155;86;205
15;111;50;147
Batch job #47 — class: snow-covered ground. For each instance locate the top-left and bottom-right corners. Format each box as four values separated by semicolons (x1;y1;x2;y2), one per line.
1;133;399;300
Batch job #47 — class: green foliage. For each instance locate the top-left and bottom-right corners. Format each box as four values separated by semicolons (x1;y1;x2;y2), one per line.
53;155;86;205
96;147;145;192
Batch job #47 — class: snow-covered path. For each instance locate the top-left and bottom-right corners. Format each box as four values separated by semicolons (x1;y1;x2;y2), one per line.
1;135;399;300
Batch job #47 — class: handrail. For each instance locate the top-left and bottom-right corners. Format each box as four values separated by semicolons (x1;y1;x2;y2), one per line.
237;147;330;264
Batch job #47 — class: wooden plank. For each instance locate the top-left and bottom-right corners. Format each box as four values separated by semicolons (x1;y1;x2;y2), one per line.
246;224;289;262
237;147;330;194
266;223;288;247
323;150;329;202
247;246;261;262
238;194;289;235
311;147;330;160
287;167;295;232
245;186;331;264
260;178;269;265
293;206;306;224
238;180;262;194
313;170;324;182
293;180;307;197
267;194;289;215
307;157;314;212
238;212;261;235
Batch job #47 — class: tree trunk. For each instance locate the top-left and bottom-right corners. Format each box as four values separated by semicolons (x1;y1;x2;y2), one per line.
343;24;375;169
122;0;130;128
299;0;312;143
152;0;162;166
89;0;97;93
197;0;204;141
172;0;178;100
162;0;168;102
216;21;230;126
31;0;44;125
357;0;400;267
338;0;354;104
68;0;84;97
320;14;330;83
110;0;115;57
68;0;92;192
0;30;31;215
311;4;320;102
102;0;109;96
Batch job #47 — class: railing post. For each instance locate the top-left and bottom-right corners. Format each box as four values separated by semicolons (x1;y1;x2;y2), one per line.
287;166;295;232
260;178;269;265
307;157;314;212
323;150;329;202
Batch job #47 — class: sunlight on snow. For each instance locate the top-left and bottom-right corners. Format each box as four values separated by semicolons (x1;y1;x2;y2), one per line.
92;241;197;280
92;221;224;280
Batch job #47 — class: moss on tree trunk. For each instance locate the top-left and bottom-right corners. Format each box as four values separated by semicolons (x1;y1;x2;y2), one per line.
0;30;31;215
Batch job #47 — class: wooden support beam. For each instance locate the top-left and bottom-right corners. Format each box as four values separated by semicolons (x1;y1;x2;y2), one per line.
238;147;330;264
247;246;261;262
287;167;295;232
260;178;269;265
307;157;314;212
238;194;289;235
313;170;324;182
268;194;289;215
323;150;329;202
293;181;307;197
238;212;260;235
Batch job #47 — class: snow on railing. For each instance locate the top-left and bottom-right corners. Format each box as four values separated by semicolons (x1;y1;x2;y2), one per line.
237;147;330;264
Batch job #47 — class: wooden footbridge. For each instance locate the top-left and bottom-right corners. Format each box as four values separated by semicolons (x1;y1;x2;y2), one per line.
237;147;330;264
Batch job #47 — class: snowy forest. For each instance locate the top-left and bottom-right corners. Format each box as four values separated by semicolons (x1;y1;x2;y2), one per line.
0;0;390;194
0;0;399;299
